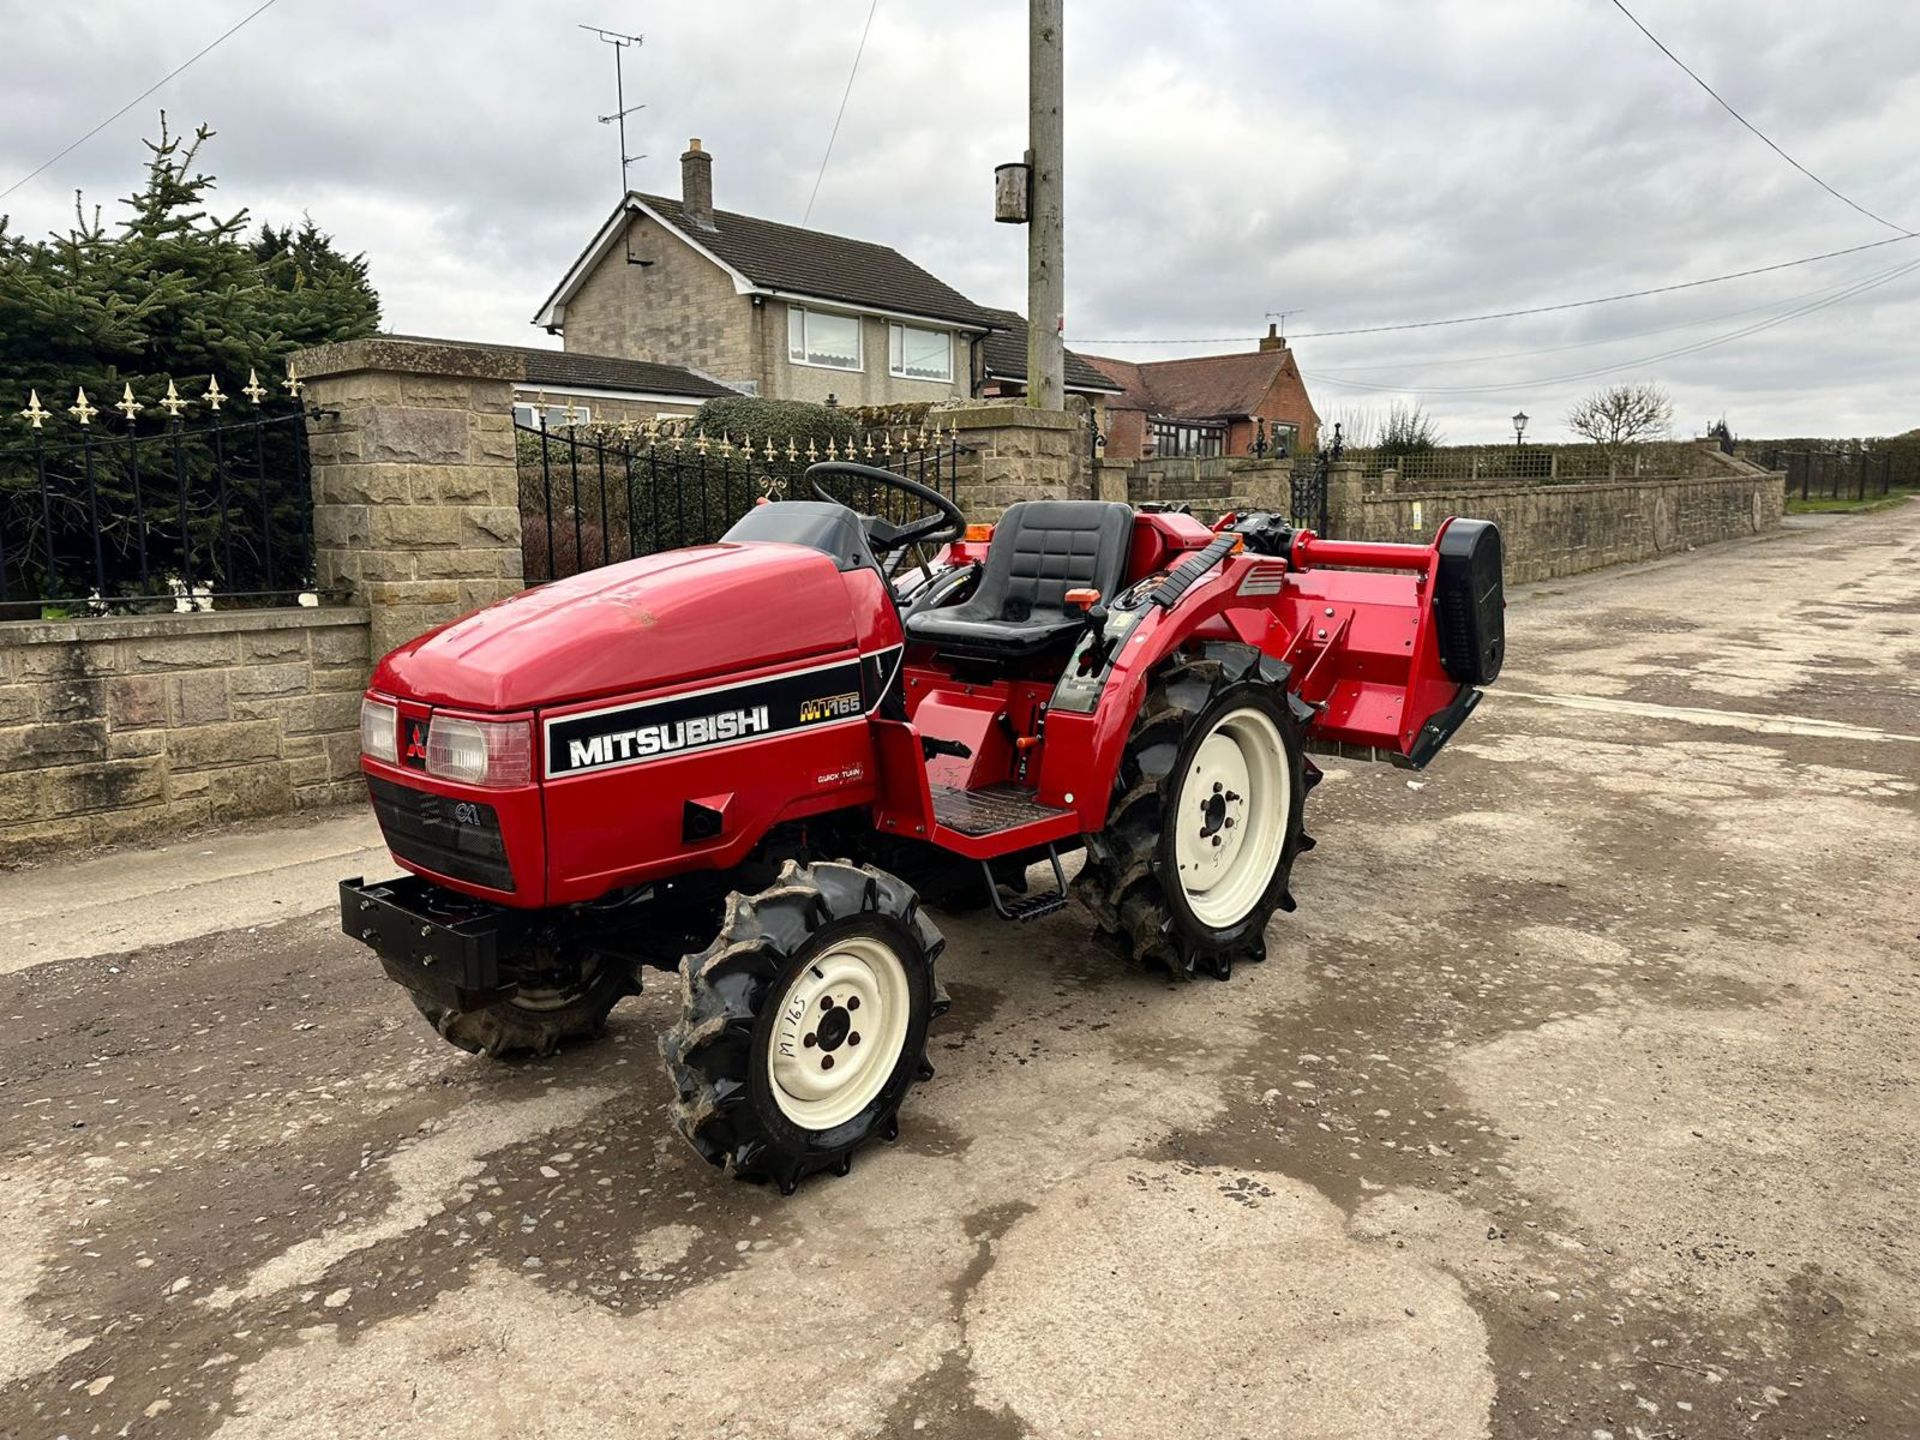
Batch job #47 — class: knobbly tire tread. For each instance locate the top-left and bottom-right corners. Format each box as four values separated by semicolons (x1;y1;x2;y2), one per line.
1073;642;1311;980
659;859;947;1194
409;957;636;1059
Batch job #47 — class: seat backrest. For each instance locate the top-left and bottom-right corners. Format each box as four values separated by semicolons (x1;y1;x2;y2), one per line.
975;501;1134;622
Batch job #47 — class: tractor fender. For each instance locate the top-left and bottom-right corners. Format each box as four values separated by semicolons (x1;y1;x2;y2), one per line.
1047;568;1308;833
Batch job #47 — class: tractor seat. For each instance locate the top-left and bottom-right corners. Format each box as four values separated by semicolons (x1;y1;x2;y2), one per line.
904;500;1134;661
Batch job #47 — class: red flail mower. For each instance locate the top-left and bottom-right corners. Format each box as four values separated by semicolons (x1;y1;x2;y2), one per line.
345;465;1503;1192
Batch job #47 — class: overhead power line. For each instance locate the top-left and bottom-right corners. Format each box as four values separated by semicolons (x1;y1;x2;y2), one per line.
1308;263;1899;374
1074;231;1920;346
801;0;881;227
0;0;283;204
1608;0;1911;237
1298;255;1920;396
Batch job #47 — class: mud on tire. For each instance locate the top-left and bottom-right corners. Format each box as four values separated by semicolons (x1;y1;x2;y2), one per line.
660;859;948;1193
1073;642;1312;979
410;949;635;1058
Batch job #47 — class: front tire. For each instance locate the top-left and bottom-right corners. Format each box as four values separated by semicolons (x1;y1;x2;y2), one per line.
661;860;947;1193
410;948;634;1058
1074;644;1310;979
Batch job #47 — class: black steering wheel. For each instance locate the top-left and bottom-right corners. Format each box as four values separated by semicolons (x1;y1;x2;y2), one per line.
806;462;967;563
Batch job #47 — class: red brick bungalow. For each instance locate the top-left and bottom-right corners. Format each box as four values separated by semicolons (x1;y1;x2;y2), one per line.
1083;324;1320;462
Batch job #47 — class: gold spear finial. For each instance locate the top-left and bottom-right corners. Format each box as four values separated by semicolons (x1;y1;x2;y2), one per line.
282;364;304;400
68;386;98;426
159;379;188;419
806;437;819;463
116;383;143;423
763;435;776;462
242;367;268;405
825;436;839;461
862;431;876;459
785;436;799;462
19;390;49;429
695;430;710;457
203;375;227;412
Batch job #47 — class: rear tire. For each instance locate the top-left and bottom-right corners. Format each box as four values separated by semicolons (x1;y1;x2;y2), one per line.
1074;643;1310;979
410;949;634;1058
660;860;947;1193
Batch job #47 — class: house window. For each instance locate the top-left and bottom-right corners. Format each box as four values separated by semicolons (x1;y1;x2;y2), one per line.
1151;420;1225;458
514;401;590;429
888;323;952;382
787;306;863;371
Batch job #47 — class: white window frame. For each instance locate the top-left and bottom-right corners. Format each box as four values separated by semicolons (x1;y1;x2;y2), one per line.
787;305;864;373
513;401;590;429
887;322;953;383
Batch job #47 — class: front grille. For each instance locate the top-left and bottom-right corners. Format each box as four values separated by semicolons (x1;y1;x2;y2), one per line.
367;775;515;892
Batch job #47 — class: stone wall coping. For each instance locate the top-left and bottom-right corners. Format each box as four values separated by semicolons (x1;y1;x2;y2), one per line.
942;404;1082;433
292;336;525;384
0;606;372;647
1360;470;1785;505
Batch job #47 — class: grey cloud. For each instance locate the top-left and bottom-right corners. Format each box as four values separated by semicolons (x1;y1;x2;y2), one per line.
2;0;1913;440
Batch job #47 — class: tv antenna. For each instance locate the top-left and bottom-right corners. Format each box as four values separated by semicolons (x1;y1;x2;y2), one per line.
580;24;645;194
1265;309;1302;340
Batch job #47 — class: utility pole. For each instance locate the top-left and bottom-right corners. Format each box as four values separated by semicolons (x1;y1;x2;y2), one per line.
1026;0;1064;410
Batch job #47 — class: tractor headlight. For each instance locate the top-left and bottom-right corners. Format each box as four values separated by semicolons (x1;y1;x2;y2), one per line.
359;697;398;764
426;717;533;788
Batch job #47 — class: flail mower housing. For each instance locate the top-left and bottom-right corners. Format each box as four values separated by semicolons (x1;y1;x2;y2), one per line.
343;464;1503;1192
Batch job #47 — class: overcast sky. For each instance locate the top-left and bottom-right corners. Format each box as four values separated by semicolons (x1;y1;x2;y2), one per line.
2;0;1914;442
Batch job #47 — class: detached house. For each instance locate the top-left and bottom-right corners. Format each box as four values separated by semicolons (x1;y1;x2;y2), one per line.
533;139;1121;416
1083;326;1320;462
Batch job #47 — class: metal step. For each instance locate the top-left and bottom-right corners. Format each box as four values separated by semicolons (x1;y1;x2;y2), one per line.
931;783;1068;837
981;845;1069;924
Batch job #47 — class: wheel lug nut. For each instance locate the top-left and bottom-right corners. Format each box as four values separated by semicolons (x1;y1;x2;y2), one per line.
1225;817;1236;828
804;1033;817;1048
1212;781;1223;794
846;996;860;1011
1212;836;1223;847
848;1032;861;1046
820;996;833;1011
821;1055;835;1070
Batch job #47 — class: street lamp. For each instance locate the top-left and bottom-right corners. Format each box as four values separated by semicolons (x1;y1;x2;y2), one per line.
1512;410;1529;454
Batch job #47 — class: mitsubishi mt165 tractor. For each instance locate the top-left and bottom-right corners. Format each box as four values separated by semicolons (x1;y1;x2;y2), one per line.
344;465;1503;1192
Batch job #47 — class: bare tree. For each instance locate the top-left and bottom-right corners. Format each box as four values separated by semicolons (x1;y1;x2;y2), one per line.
1566;383;1674;469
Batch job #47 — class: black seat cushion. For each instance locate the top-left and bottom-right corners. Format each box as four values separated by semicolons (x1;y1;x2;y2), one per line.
905;500;1134;659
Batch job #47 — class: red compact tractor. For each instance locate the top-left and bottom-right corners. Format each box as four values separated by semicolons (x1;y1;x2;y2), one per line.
344;465;1503;1192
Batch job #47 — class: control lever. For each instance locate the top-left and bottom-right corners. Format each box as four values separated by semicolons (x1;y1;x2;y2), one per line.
920;736;973;761
1065;588;1113;673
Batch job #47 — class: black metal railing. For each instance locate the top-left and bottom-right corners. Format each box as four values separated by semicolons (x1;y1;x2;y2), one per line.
1760;447;1913;503
1;400;316;616
516;420;971;585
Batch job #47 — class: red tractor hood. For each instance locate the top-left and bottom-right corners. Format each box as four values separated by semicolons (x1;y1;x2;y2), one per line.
371;543;860;711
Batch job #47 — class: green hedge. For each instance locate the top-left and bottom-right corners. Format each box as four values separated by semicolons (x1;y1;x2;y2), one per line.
693;397;858;448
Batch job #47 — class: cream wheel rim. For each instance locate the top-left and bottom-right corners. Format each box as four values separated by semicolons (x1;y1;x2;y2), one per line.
766;935;912;1130
1172;706;1290;929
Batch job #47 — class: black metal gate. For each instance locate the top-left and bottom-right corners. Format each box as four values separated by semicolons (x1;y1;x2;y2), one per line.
517;419;970;585
1291;447;1332;533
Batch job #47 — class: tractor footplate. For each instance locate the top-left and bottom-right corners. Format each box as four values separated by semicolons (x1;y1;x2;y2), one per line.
982;846;1069;922
932;783;1068;837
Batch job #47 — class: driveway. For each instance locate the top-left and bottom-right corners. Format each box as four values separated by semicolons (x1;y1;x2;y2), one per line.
4;503;1916;1439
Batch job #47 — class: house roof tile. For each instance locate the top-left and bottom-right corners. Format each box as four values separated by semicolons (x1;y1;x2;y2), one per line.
978;310;1126;394
632;194;1001;330
383;334;735;399
1081;348;1316;422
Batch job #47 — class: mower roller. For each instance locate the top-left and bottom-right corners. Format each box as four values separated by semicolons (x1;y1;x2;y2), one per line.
343;463;1504;1193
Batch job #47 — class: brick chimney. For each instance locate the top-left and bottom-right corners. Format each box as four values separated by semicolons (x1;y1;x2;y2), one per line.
1259;321;1287;353
680;139;715;230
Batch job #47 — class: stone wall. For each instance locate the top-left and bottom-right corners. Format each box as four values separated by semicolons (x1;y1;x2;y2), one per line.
947;402;1093;518
1335;465;1787;584
0;608;370;858
1124;455;1293;519
298;337;527;661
